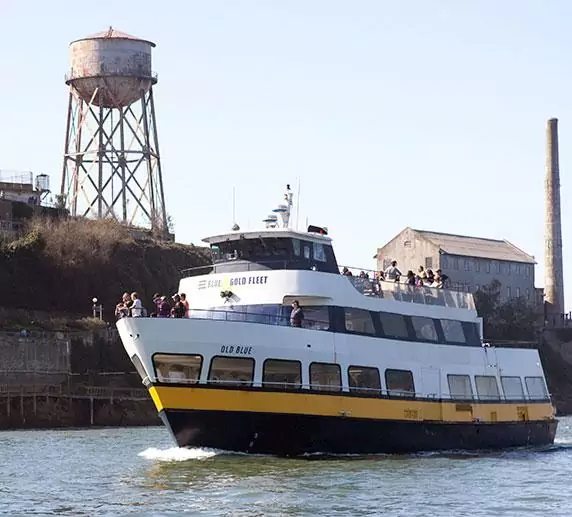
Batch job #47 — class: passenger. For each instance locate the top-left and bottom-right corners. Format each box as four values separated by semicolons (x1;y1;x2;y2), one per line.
130;292;144;317
290;300;304;327
157;296;171;318
435;269;449;288
384;260;402;282
115;293;131;319
171;294;186;318
417;266;427;282
152;292;162;316
405;270;416;286
180;293;190;318
426;269;435;285
342;266;353;276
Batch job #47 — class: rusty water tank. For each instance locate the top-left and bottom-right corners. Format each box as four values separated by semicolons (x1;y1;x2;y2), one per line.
66;27;156;108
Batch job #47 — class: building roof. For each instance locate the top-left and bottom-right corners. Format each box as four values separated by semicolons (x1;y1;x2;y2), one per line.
413;229;535;264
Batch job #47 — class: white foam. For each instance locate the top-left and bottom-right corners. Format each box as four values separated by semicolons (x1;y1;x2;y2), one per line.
138;446;220;461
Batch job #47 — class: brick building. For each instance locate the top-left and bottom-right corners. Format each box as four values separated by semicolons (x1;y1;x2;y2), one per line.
375;227;537;302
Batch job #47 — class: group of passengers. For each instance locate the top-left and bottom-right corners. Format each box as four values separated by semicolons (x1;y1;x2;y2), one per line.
114;292;190;319
341;261;449;290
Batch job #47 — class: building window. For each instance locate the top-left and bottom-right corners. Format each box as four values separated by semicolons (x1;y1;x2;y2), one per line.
379;312;409;339
486;261;491;273
464;259;471;271
453;257;459;270
262;359;302;390
526;289;530;300
507;263;512;276
516;287;521;298
447;374;473;400
475;260;481;272
310;362;341;392
475;375;500;400
441;319;466;344
507;286;511;298
441;256;448;269
525;377;549;400
411;316;438;341
385;369;415;396
501;376;525;399
516;264;521;275
303;306;330;330
525;266;531;277
383;258;392;270
403;240;412;248
345;308;375;335
475;284;480;292
154;354;202;384
425;257;433;269
496;261;501;274
209;356;255;387
348;366;381;395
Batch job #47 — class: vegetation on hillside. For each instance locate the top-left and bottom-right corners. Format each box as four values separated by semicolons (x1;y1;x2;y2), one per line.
474;279;540;342
0;217;210;324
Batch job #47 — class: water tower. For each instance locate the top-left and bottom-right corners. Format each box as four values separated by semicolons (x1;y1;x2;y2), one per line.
60;27;168;233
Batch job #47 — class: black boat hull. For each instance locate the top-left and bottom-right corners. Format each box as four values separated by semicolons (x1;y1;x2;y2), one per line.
159;409;558;456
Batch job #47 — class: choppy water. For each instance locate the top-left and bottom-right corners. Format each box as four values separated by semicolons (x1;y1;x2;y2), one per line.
2;418;572;516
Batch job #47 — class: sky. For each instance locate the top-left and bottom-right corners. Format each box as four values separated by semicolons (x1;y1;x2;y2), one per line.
1;1;572;308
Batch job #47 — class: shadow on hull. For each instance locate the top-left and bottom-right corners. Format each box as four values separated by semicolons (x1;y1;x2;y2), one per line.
159;409;558;457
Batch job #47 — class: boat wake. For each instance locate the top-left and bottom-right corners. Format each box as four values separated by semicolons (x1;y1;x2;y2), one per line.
138;447;223;462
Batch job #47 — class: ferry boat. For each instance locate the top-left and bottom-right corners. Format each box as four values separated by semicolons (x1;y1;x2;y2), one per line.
117;185;557;456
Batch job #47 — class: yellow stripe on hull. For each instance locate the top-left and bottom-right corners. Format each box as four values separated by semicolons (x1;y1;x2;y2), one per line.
149;385;555;424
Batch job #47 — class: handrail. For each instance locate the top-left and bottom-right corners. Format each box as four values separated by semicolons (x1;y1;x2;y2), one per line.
188;308;328;329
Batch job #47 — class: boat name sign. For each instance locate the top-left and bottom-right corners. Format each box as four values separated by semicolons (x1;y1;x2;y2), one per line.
199;275;269;290
220;345;254;355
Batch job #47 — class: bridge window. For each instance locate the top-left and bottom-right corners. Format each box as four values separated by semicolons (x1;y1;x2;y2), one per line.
348;366;381;395
263;359;302;390
379;312;409;339
462;322;481;345
525;376;549;400
385;369;415;397
441;319;466;344
153;354;202;384
475;375;500;400
310;362;341;392
411;316;438;342
292;238;301;256
501;376;525;399
209;356;255;387
313;242;327;262
303;306;330;330
344;308;375;335
447;374;473;400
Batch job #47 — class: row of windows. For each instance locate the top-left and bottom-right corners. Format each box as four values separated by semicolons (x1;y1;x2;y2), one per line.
199;304;481;347
441;256;532;277
152;354;549;401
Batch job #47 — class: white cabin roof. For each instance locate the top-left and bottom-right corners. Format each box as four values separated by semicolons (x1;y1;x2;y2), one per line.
202;228;332;245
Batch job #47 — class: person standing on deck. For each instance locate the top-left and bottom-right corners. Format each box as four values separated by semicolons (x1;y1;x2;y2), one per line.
384;260;402;282
290;300;304;327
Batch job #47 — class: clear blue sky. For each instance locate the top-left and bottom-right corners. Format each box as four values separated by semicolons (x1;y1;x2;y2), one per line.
1;1;572;308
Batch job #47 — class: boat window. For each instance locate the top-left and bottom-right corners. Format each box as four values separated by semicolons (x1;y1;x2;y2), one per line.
302;306;330;330
309;362;341;392
153;354;202;384
524;376;549;400
385;369;415;397
475;375;500;400
262;359;302;390
462;322;481;346
348;366;381;395
292;238;301;256
303;243;311;259
379;313;409;339
441;319;466;344
313;242;327;262
411;316;438;342
447;374;473;400
211;238;293;264
344;308;375;335
208;356;255;387
501;376;525;400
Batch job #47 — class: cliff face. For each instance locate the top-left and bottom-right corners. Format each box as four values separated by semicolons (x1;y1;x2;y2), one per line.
0;217;210;322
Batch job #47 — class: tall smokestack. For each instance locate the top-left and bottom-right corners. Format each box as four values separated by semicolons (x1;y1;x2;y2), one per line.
545;117;565;319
